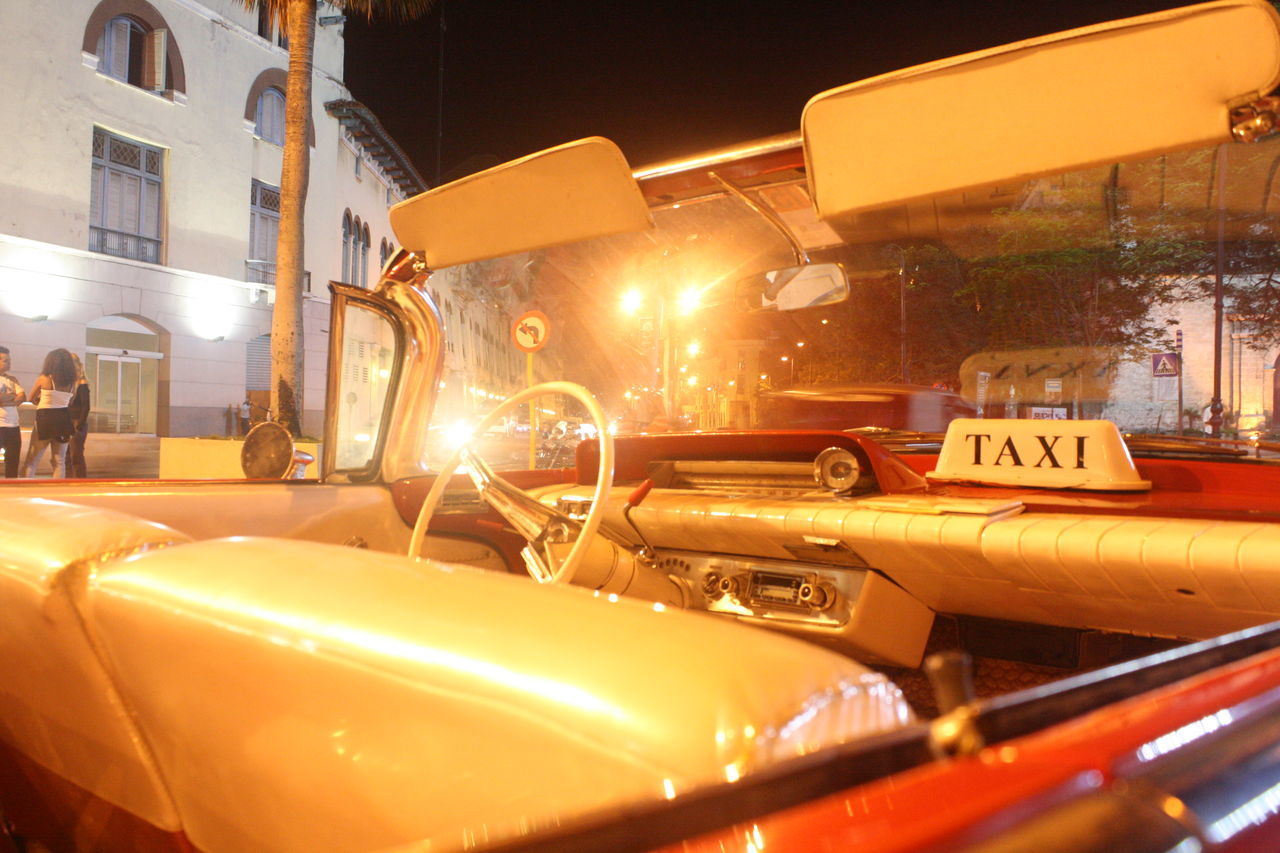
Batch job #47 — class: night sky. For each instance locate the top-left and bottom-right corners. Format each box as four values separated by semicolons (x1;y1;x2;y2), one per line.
343;0;1188;186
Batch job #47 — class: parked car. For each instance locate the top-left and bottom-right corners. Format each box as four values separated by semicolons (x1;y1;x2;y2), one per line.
4;1;1280;852
757;384;975;432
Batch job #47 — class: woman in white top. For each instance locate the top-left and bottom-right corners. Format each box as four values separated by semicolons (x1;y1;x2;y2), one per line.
24;348;76;478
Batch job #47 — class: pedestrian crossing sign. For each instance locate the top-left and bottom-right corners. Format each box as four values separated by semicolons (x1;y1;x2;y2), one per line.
1151;352;1179;377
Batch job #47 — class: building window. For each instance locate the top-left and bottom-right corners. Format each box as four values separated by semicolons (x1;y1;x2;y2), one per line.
379;238;390;272
97;15;167;92
341;216;372;287
247;181;280;284
89;127;163;263
342;212;353;284
360;224;371;288
255;88;285;145
350;215;362;284
255;5;287;47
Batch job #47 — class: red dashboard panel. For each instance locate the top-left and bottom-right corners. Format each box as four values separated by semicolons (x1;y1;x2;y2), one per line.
578;431;928;494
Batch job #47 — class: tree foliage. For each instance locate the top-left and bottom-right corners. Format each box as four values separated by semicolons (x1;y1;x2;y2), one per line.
779;161;1243;390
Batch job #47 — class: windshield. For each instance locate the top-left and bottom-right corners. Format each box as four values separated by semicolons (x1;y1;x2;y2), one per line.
421;135;1280;470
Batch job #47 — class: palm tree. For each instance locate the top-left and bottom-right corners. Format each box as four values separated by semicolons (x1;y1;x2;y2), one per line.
254;0;433;435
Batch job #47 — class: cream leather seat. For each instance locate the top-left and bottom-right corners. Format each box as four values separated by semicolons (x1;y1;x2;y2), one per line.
84;536;913;853
0;498;192;850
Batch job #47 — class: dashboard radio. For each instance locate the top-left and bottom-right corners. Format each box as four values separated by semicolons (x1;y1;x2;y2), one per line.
660;552;860;629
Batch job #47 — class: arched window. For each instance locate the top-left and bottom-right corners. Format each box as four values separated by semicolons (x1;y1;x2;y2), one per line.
255;88;285;145
97;15;166;92
243;69;312;147
360;223;371;288
84;1;186;97
350;216;362;285
379;238;390;272
341;212;352;284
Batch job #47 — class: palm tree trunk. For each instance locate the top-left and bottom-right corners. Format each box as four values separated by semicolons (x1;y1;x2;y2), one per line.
272;0;315;436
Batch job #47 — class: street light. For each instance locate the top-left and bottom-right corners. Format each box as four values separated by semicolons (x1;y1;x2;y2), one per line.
622;281;713;419
676;286;703;316
620;288;644;315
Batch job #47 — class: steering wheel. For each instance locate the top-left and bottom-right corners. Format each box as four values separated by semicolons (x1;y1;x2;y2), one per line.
409;381;615;584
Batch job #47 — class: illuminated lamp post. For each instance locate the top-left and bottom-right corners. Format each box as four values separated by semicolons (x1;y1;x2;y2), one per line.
621;284;706;421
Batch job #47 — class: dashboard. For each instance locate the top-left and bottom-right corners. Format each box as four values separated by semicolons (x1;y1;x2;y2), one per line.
520;431;1280;668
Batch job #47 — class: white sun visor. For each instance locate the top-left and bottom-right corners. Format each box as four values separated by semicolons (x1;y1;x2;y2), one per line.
802;0;1280;220
389;137;653;271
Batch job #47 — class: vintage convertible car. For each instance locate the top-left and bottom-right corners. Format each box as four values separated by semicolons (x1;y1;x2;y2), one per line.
5;1;1280;851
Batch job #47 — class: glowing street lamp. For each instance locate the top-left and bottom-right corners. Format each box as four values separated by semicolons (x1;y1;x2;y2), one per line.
622;281;713;420
620;288;644;315
676;286;703;316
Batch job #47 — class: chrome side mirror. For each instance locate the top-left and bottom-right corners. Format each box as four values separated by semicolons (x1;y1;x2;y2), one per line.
738;262;849;312
241;422;314;480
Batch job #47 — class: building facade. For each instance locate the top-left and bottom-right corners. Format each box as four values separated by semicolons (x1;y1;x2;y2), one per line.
0;0;425;437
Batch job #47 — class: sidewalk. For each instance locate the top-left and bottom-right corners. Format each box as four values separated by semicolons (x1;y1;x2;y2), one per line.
14;431;159;479
84;433;160;478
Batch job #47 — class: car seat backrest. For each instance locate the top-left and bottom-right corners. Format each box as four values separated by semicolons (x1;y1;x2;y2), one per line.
0;498;191;848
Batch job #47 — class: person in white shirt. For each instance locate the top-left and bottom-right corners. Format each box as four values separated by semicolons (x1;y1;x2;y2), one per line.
0;347;26;478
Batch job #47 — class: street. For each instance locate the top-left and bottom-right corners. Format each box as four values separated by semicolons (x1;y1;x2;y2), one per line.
8;431;159;480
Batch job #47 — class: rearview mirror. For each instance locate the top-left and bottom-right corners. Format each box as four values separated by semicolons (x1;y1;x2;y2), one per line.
738;263;849;312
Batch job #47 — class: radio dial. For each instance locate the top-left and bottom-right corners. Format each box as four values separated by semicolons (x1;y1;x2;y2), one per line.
799;581;837;611
719;575;742;600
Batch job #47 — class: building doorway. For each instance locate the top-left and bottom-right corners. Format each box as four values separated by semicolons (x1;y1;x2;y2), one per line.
88;354;143;433
86;316;163;434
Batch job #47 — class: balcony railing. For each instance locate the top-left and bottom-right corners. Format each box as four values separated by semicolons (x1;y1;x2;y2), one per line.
245;260;311;293
90;226;161;263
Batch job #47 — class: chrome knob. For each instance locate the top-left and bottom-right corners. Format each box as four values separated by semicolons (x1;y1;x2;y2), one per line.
799;581;836;610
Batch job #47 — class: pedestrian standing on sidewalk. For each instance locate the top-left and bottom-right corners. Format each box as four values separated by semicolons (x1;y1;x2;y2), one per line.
24;348;76;479
68;353;91;478
0;347;27;478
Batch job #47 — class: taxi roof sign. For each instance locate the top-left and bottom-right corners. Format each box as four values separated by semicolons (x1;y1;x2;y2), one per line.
927;418;1151;491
